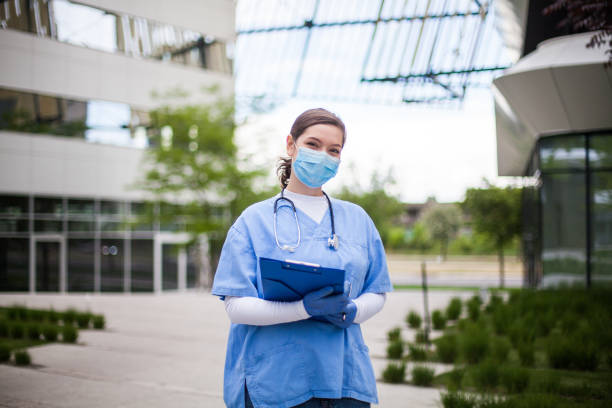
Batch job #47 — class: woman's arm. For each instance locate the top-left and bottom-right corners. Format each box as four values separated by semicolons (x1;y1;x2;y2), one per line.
224;292;386;326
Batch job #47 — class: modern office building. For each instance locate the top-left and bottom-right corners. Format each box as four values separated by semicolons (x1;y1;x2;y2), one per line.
493;1;612;287
0;0;235;293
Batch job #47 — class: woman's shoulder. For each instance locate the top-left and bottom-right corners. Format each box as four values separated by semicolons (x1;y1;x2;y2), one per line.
231;195;277;229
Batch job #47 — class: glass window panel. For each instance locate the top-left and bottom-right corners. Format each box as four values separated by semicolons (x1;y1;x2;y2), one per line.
541;173;587;286
36;241;60;292
186;245;198;288
68;220;95;232
53;0;118;53
0;195;29;216
591;171;612;286
540;135;586;171
34;197;63;215
589;134;612;169
100;239;124;291
34;220;63;232
100;200;123;216
0;238;29;291
130;202;155;232
68;199;95;215
162;243;179;290
131;239;153;292
0;218;29;233
68;239;94;291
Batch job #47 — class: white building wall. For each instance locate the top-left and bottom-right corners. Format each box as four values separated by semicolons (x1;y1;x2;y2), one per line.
0;131;149;200
77;0;236;42
0;29;233;111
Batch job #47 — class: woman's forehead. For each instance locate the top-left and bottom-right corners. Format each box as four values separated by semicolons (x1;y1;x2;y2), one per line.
300;124;343;145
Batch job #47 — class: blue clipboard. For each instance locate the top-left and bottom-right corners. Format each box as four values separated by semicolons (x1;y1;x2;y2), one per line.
259;257;345;302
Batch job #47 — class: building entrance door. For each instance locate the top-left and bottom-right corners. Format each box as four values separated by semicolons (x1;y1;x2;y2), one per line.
31;234;66;292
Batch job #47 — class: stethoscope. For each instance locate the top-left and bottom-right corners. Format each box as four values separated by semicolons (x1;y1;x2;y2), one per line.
273;188;339;252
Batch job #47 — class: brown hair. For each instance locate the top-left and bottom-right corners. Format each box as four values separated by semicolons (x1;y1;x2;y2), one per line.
277;108;346;188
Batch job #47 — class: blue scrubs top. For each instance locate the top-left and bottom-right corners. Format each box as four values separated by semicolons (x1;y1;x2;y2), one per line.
212;195;393;408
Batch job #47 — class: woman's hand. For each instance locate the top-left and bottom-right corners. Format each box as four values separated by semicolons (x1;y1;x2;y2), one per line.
303;286;349;316
324;301;357;329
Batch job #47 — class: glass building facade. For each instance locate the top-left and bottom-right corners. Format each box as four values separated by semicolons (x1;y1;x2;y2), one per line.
522;131;612;288
0;194;199;292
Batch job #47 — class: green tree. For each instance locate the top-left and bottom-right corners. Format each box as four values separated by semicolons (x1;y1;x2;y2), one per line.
421;204;462;260
335;171;405;246
408;221;433;253
461;183;522;288
136;97;273;286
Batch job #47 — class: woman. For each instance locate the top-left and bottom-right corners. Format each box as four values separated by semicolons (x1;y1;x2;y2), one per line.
212;108;392;408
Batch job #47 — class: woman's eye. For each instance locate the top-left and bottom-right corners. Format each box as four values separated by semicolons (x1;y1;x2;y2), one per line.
307;142;317;147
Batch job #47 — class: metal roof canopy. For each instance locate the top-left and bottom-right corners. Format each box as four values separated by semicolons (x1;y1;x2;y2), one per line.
235;0;513;106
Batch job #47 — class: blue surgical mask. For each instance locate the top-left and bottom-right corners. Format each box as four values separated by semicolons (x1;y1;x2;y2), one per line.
293;146;340;188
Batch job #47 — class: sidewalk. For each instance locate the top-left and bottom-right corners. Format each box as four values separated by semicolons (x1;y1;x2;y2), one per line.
0;289;475;407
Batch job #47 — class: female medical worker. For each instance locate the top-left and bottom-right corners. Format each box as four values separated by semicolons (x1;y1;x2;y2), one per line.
212;108;393;408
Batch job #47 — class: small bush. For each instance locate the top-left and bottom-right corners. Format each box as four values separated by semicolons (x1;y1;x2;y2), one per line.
42;324;58;342
517;342;535;367
26;323;41;340
386;340;404;359
448;369;464;391
408;344;427;362
460;327;489;364
546;335;598;371
432;310;446;330
491;338;511;363
446;298;462;321
415;329;428;344
406;311;422;329
440;391;476;408
0;344;10;362
436;335;458;364
411;365;435;387
0;320;8;337
500;366;530;393
6;306;19;320
466;298;480;321
28;309;45;322
92;315;105;329
508;321;535;348
76;313;91;329
491;308;512;335
485;293;503;313
14;350;31;366
387;327;401;342
62;325;78;343
9;322;25;339
47;309;60;324
472;359;500;391
530;372;561;394
382;362;405;383
62;309;77;326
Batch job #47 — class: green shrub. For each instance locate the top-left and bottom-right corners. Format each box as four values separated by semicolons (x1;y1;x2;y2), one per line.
6;306;19;320
76;313;91;329
0;319;8;337
62;309;77;326
47;309;60;324
440;391;476;408
546;335;598;371
530;372;560;394
26;323;41;340
42;324;58;342
466;298;480;321
406;311;422;329
432;310;446;330
491;307;512;335
491;337;511;363
485;293;503;313
0;344;10;362
472;359;500;391
387;327;401;342
460;327;489;364
415;329;428;344
408;344;427;362
508;320;535;348
448;369;464;391
382;362;405;383
13;350;31;366
92;315;105;329
386;340;404;359
411;365;435;387
62;325;78;343
500;366;530;393
9;322;24;339
517;342;535;367
436;335;458;364
28;309;45;322
446;298;463;321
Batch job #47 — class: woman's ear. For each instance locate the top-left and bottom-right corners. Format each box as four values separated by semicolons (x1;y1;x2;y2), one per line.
286;134;296;157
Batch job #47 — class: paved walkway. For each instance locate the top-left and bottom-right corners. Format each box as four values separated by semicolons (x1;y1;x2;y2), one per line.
0;289;478;407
